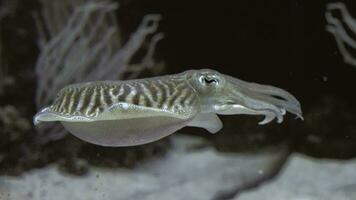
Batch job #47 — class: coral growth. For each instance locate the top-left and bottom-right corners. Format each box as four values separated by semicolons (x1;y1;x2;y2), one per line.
0;0;168;176
0;105;31;145
34;0;164;141
325;2;356;67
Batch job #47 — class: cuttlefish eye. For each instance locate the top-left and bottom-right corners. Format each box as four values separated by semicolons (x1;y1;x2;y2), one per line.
198;74;220;86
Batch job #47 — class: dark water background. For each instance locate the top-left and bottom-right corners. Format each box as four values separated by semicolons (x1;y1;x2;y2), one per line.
150;0;356;107
0;0;356;176
123;0;356;157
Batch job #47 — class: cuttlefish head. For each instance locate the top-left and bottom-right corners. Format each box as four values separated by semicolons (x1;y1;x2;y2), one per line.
186;69;303;125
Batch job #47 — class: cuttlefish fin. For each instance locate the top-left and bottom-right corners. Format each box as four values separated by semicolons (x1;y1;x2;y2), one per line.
61;115;193;147
187;113;223;134
35;102;198;147
34;102;191;125
33;107;94;125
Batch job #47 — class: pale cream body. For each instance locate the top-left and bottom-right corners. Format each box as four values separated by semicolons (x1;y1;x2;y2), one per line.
34;69;302;147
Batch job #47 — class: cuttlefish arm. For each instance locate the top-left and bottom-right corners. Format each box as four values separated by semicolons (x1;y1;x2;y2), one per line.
217;74;303;124
184;69;303;127
223;74;303;120
187;113;223;133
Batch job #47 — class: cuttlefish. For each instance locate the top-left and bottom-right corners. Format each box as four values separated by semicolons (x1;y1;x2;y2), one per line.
33;69;303;147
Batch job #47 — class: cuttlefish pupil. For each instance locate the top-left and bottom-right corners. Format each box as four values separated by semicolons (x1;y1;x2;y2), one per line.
33;69;303;147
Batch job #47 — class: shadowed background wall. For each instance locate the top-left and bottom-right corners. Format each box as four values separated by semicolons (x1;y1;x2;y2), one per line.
118;0;356;110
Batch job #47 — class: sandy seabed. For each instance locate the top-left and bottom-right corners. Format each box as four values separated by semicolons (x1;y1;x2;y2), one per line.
1;135;355;200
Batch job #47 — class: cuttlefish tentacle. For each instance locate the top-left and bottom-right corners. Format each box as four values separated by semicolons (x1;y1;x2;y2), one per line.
222;74;303;123
215;104;283;125
34;68;303;147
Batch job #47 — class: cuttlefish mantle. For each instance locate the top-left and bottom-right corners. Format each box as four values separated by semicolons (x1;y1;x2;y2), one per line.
34;69;303;147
